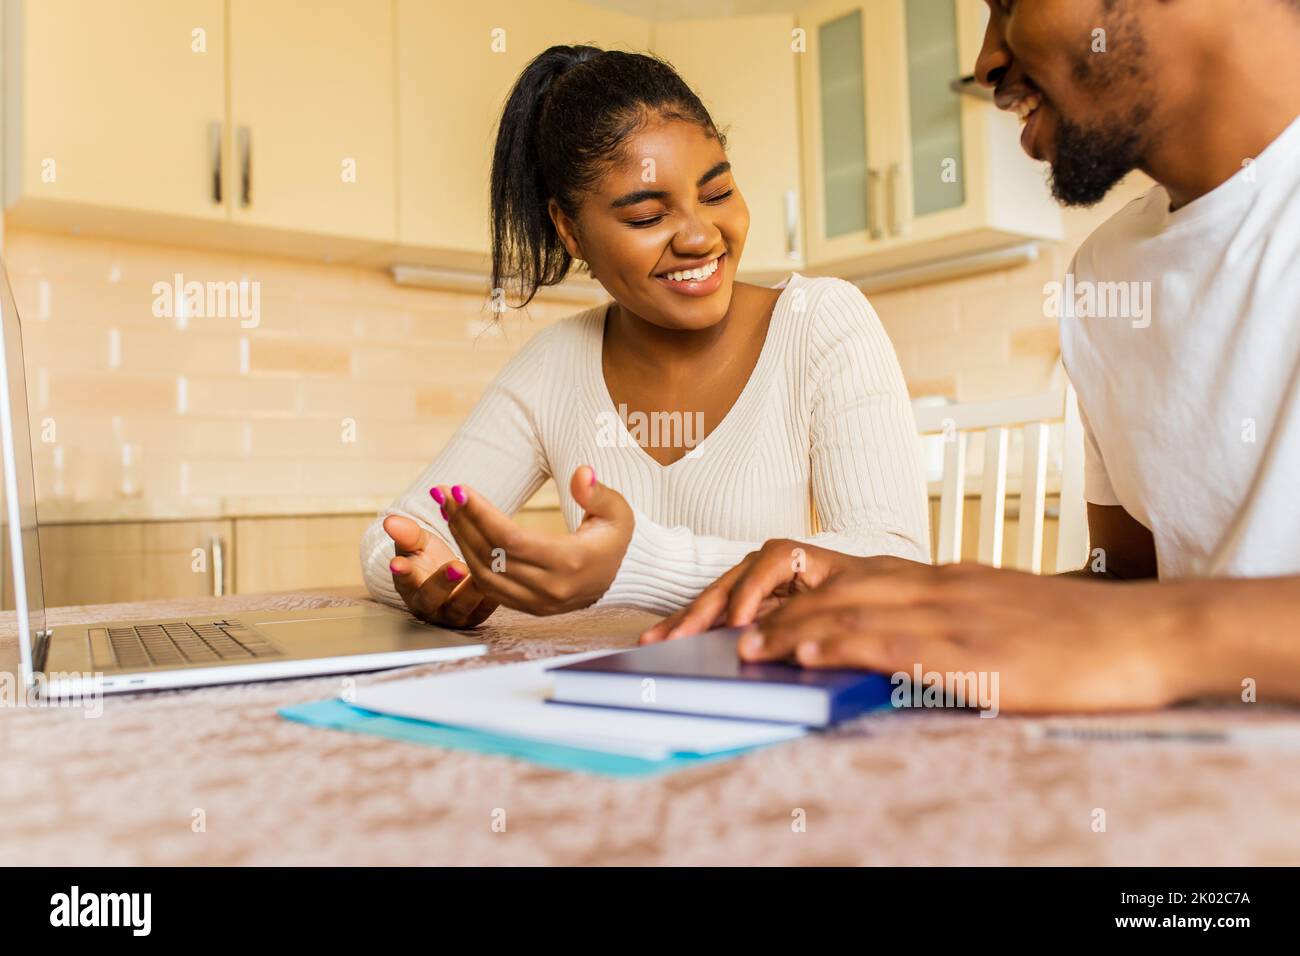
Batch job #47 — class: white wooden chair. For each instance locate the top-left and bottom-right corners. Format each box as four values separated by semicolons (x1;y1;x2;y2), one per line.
913;384;1088;573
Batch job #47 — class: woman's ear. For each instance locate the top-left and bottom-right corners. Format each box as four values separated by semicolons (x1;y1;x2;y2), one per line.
547;197;585;261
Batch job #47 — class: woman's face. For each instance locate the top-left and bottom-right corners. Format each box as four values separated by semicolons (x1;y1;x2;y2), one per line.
551;117;749;332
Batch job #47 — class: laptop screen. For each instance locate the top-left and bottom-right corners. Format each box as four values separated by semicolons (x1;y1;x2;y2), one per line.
0;257;48;686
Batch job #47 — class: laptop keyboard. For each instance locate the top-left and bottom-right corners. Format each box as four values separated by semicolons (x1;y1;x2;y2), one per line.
92;620;281;671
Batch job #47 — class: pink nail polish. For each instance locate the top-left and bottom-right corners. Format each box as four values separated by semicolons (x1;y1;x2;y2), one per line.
590;467;597;487
440;504;448;520
389;561;401;574
430;487;446;505
451;485;467;505
445;566;465;582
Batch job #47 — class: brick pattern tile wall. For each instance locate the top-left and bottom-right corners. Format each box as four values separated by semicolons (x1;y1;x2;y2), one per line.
5;231;578;505
5;172;1151;506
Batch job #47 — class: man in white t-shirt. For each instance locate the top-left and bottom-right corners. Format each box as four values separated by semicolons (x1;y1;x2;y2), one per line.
649;0;1300;710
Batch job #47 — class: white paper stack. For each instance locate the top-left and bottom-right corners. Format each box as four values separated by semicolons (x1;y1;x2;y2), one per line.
349;651;806;761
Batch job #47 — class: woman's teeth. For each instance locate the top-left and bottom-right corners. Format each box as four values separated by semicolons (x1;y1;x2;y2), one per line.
661;257;719;282
1014;94;1043;124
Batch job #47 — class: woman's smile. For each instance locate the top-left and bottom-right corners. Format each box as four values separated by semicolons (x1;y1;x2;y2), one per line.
653;252;726;298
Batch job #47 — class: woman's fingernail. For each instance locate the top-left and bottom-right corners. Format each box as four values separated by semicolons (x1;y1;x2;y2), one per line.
451;485;467;505
740;631;764;654
430;487;446;505
589;467;597;487
797;641;818;662
440;504;448;521
445;566;465;582
389;561;401;574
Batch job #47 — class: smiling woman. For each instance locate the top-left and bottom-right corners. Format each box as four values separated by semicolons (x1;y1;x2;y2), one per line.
359;45;930;628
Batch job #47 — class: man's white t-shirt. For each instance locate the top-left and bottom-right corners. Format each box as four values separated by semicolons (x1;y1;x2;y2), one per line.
1060;113;1300;579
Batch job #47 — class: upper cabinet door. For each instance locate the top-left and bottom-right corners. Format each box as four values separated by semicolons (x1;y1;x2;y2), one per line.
881;0;973;241
7;0;227;221
652;13;803;279
395;0;650;263
798;0;894;269
885;0;1061;248
898;0;968;225
227;0;396;242
798;0;1061;276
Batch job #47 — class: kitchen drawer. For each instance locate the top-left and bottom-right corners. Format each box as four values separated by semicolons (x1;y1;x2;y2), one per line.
23;520;233;609
232;514;374;595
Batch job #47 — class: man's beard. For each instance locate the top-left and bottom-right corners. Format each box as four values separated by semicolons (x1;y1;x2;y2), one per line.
1046;0;1154;207
1046;107;1149;207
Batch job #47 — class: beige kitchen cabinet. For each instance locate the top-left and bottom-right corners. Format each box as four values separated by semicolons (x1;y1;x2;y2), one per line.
798;0;1061;277
651;14;803;280
227;0;396;241
235;509;568;594
3;0;395;249
26;520;233;609
395;0;650;264
232;514;374;594
3;0;228;222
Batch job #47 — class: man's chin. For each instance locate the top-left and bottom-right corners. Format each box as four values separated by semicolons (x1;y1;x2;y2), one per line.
1049;171;1115;208
1045;124;1142;208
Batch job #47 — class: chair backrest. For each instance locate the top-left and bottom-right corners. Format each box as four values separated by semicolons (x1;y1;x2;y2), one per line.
913;384;1088;573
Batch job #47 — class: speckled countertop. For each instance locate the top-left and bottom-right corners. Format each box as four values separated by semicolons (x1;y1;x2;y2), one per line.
3;589;1298;865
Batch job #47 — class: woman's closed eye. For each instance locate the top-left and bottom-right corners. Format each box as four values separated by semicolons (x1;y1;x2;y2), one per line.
625;189;735;228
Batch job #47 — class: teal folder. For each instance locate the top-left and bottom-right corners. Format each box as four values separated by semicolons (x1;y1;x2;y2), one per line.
279;698;771;779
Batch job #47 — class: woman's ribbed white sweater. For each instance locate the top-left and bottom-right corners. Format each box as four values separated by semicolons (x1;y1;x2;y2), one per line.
360;272;931;616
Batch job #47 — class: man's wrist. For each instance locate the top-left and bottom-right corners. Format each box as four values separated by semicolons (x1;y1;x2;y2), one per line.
1158;579;1250;702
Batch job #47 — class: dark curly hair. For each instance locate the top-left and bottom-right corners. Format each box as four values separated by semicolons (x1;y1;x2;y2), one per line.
488;45;726;309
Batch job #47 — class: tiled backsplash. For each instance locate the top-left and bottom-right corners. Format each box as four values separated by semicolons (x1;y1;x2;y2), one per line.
4;172;1150;508
5;230;579;506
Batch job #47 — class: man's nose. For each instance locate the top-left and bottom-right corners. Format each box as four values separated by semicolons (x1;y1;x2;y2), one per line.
975;14;1010;89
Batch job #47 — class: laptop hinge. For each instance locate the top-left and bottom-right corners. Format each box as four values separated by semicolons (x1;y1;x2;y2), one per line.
32;628;51;673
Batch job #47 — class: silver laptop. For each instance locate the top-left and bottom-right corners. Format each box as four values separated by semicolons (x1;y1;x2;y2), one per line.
0;258;486;698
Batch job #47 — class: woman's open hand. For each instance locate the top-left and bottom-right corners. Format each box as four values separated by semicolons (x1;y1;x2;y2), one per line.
384;514;499;628
432;465;633;615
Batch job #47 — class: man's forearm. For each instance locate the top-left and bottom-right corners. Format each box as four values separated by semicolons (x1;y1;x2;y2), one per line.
1175;576;1300;704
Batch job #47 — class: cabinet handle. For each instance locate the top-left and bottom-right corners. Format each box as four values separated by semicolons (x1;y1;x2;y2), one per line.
783;189;800;260
238;126;252;207
887;162;908;237
867;168;883;240
208;121;223;204
209;535;226;597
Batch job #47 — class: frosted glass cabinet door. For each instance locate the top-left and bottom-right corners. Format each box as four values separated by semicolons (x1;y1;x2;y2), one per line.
903;0;966;219
817;9;873;240
800;0;896;265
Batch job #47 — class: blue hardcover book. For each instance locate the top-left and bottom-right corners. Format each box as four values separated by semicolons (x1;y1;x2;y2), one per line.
547;627;895;727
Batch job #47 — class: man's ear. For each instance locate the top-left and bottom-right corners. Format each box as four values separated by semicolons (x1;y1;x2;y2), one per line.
547;197;584;260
